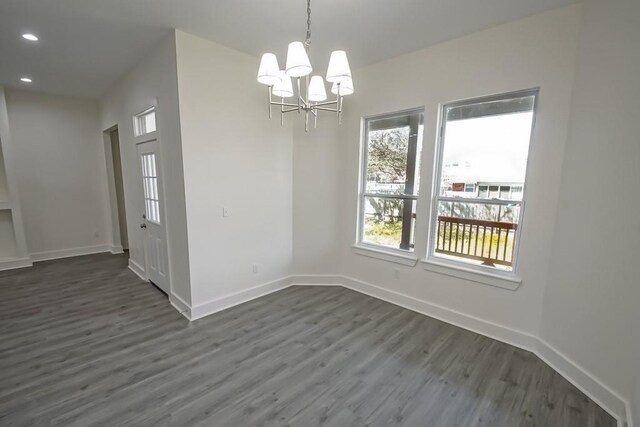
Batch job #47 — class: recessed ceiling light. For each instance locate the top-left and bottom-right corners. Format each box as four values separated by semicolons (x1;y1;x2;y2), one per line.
22;33;39;41
20;77;32;83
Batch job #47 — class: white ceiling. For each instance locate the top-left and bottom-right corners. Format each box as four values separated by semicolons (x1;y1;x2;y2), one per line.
0;0;576;99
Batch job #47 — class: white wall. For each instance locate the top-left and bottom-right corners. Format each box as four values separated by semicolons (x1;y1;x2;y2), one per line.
294;5;582;335
293;123;343;275
540;0;640;415
174;31;293;309
99;32;192;304
5;89;111;256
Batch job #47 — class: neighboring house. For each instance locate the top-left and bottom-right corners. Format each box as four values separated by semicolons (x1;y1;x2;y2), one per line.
445;181;524;200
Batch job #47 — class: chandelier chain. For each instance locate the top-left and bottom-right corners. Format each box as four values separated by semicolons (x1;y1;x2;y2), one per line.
305;0;311;49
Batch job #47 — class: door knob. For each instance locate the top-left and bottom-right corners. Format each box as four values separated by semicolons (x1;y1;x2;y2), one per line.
140;223;147;229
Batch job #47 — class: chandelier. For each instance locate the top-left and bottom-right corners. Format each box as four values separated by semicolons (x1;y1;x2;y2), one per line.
256;0;354;132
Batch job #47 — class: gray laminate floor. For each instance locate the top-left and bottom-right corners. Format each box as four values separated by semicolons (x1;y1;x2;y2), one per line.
0;253;614;426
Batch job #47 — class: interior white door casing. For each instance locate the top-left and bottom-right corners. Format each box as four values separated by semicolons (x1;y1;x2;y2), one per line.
136;135;170;294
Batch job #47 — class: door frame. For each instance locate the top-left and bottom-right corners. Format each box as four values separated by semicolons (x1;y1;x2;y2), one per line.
102;124;126;255
133;104;171;292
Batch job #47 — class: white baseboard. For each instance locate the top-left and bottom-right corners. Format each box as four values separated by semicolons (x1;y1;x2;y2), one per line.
535;338;628;426
170;292;191;320
189;276;294;321
110;245;124;254
290;274;343;286
0;256;33;271
341;275;538;350
30;244;112;262
128;259;146;281
291;274;629;425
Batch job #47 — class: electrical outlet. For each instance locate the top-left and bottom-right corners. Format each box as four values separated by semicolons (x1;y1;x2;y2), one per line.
252;264;259;274
222;207;231;217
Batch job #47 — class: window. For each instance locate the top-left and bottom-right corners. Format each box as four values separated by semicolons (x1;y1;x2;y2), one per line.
134;107;157;137
358;109;424;251
429;89;537;273
141;153;161;224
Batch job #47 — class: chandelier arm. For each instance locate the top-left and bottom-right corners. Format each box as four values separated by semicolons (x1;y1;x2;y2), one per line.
311;100;338;107
313;106;340;112
270;101;299;108
280;105;341;114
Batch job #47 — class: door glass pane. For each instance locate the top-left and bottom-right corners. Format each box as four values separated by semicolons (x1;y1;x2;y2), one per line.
141;153;161;224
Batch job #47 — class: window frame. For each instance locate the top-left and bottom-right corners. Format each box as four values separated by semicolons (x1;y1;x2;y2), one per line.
356;107;425;255
426;88;539;280
133;106;157;137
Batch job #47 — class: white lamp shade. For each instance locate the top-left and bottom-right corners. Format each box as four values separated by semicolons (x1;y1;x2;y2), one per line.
331;77;354;96
326;50;352;83
285;42;312;77
308;75;327;102
257;53;281;86
272;71;294;98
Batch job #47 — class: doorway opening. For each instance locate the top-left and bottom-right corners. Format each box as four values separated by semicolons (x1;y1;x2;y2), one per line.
104;126;129;255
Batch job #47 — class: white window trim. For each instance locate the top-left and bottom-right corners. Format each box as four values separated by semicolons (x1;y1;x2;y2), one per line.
424;88;539;286
421;258;521;290
355;107;425;256
133;106;157;138
352;244;419;266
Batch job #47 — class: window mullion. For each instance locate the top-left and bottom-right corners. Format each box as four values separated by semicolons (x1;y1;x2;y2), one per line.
400;113;420;250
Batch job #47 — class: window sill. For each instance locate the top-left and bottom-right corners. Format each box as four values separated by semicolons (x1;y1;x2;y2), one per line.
421;258;522;290
352;245;419;266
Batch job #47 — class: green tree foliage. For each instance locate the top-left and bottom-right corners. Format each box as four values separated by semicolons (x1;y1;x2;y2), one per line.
367;127;409;187
366;127;410;226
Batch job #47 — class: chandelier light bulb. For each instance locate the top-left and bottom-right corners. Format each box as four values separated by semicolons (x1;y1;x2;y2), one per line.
257;53;281;86
285;42;312;77
308;76;327;102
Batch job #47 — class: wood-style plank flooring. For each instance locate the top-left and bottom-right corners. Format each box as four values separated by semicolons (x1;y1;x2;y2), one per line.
0;253;615;426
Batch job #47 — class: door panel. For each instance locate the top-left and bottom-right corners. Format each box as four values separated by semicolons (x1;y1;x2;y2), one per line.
137;139;169;294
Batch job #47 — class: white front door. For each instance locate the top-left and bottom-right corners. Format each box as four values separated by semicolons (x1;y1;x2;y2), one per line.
137;139;169;294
